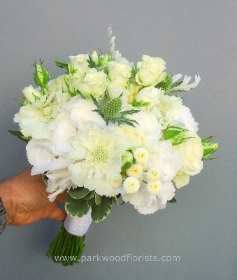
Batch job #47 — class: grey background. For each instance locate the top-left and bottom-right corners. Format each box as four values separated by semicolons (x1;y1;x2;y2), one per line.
0;1;236;279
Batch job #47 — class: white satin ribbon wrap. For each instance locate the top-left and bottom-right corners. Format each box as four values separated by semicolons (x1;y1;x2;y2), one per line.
64;209;92;236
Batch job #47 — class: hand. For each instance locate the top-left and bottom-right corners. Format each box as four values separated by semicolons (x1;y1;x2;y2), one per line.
0;169;67;226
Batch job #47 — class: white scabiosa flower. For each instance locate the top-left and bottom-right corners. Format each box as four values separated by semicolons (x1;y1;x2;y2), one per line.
123;177;140;194
68;126;132;195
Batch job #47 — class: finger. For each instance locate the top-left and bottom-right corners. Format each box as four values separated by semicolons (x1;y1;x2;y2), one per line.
55;191;68;203
48;206;67;222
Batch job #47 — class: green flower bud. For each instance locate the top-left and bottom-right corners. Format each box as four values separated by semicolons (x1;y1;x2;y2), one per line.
121;150;134;170
202;136;218;159
33;61;50;89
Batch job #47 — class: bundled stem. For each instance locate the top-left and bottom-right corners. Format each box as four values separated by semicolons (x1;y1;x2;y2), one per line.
45;224;85;266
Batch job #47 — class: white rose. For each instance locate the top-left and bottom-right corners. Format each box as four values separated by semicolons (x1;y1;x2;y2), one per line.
22;85;42;103
108;61;132;87
135;86;160;105
136;55;166;86
173;132;203;176
75;69;107;99
68;54;89;75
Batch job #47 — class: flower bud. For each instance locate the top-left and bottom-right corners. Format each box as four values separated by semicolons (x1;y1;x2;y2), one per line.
33;62;50;89
121;150;134;170
202;136;218;159
22;85;42;103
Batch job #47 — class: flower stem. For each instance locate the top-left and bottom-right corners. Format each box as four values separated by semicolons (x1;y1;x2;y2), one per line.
45;224;85;266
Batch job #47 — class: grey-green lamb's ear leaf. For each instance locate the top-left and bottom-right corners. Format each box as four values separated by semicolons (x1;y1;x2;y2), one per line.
65;196;89;217
91;196;112;223
8;130;31;143
69;187;91;199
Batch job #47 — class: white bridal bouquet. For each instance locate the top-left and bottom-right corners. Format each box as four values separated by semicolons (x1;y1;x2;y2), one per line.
10;28;218;265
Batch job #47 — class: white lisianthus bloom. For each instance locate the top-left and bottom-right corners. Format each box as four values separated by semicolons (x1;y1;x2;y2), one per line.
173;132;203;177
147;141;183;182
170;105;199;132
132;111;161;142
51;112;77;155
68;54;89;75
136;55;166;86
22;85;42;103
108;61;132;87
75;68;108;99
14;90;69;140
26;139;73;175
46;168;75;202
155;91;183;129
64;96;106;129
68;126;132;196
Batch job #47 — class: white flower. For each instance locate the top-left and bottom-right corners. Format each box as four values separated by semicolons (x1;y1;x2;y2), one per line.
147;141;183;182
64;96;106;129
122;181;175;214
171;74;201;92
155;91;183;129
75;68;107;99
68;54;89;75
126;164;143;179
170;105;199;132
173;132;203;177
22;85;42;103
123;177;140;194
133;147;149;164
135;86;160;105
68;126;131;196
108;61;132;87
136;55;166;86
26;139;73;175
146;180;161;195
132;111;161;142
146;168;161;181
46;168;75;202
14;90;68;140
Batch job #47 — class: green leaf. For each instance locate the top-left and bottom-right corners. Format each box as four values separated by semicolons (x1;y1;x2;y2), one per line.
65;196;89;217
83;191;95;201
164;126;187;140
95;193;102;205
112;196;119;205
8;130;31;143
168;197;177;203
91;196;112;223
69;187;91;199
54;59;69;73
